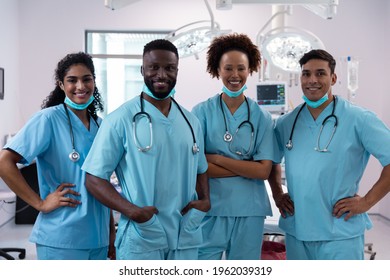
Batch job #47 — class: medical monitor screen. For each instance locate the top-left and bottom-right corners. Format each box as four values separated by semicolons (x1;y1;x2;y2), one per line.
256;82;287;113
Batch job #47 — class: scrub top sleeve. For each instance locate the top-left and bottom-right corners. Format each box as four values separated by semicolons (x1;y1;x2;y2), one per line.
252;113;278;162
273;120;285;163
82;118;125;181
192;115;208;174
4;111;51;165
360;112;390;166
191;105;206;136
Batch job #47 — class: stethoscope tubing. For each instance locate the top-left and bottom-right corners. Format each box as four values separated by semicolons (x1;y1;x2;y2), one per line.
219;94;255;157
133;93;199;154
286;95;338;152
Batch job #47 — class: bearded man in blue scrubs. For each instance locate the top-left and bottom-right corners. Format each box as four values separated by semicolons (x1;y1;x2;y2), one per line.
269;49;390;260
82;39;210;260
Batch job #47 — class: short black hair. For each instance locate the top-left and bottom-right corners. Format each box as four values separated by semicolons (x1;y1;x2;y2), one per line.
299;49;336;74
143;39;179;58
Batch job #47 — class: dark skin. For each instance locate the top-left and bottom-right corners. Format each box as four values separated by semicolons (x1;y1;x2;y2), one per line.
85;49;210;225
268;164;294;218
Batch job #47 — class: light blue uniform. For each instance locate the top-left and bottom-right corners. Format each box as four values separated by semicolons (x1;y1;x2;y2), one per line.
274;96;390;259
192;94;278;259
5;105;110;259
82;96;208;260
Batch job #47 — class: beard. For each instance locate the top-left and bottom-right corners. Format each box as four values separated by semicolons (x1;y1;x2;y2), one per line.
144;79;176;100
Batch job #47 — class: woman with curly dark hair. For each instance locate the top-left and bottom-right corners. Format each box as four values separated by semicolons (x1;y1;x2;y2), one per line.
0;52;115;260
192;33;279;260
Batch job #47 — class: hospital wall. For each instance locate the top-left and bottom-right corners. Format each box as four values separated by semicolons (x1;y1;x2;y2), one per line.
0;0;390;218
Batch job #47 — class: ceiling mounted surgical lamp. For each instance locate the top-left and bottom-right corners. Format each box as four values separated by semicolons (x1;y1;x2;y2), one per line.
259;26;325;72
257;5;325;73
166;0;230;59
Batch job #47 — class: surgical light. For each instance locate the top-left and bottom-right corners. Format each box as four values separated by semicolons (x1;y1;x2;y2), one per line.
166;0;230;59
260;26;325;72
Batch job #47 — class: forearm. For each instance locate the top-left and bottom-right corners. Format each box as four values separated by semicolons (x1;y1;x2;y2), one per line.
209;154;272;179
268;164;284;197
0;150;43;210
196;172;210;201
363;164;390;209
207;162;236;178
85;173;139;219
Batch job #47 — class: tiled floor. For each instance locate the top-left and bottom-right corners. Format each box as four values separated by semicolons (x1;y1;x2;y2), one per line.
0;214;389;260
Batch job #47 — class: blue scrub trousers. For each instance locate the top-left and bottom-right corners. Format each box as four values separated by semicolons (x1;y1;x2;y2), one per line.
199;216;265;260
36;244;108;260
117;247;198;260
285;234;365;260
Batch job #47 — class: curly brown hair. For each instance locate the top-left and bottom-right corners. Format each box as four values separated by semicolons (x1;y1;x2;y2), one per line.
206;33;261;79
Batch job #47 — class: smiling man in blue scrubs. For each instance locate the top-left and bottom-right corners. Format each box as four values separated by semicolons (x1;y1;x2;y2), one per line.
269;49;390;260
82;39;210;260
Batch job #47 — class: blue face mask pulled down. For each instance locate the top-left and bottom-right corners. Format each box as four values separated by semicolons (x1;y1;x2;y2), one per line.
302;92;329;108
142;84;176;100
222;84;247;98
64;95;95;110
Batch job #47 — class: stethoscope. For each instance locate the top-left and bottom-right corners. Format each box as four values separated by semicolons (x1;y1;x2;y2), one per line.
219;94;254;157
285;95;338;153
63;104;99;162
132;93;199;154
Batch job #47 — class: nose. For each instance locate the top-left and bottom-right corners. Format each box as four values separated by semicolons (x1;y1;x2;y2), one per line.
156;68;167;78
76;79;85;89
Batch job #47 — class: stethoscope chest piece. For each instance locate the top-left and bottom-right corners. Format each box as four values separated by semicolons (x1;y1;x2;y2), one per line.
224;132;233;142
69;150;80;162
285;140;293;150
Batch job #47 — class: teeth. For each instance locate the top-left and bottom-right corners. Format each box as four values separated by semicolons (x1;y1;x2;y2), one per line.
229;81;240;85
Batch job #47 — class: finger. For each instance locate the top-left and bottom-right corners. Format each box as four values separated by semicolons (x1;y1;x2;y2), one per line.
60;197;81;206
57;183;76;191
344;211;353;221
62;188;80;196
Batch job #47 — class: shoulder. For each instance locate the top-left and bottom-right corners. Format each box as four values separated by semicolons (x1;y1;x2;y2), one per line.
192;94;219;113
336;96;377;120
103;96;138;123
28;105;64;123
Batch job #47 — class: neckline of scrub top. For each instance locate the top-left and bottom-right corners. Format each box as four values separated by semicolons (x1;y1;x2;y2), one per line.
142;97;179;124
301;98;336;127
220;95;249;122
61;105;99;134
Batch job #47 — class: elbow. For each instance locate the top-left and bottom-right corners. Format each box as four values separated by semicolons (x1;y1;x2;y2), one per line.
85;173;97;195
255;161;272;180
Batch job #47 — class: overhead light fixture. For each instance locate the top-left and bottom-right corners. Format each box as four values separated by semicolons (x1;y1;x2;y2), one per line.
260;26;325;72
166;0;230;59
104;0;141;10
256;5;325;73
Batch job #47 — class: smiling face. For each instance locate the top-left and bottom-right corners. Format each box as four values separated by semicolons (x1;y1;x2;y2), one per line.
218;50;250;92
300;59;337;101
142;49;178;100
59;63;95;105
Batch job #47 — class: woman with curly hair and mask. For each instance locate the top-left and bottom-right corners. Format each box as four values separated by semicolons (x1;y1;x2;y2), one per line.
0;52;115;260
192;33;279;260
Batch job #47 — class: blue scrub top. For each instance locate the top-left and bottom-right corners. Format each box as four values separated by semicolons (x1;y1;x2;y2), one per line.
192;94;279;217
274;96;390;241
5;105;110;249
82;96;208;252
